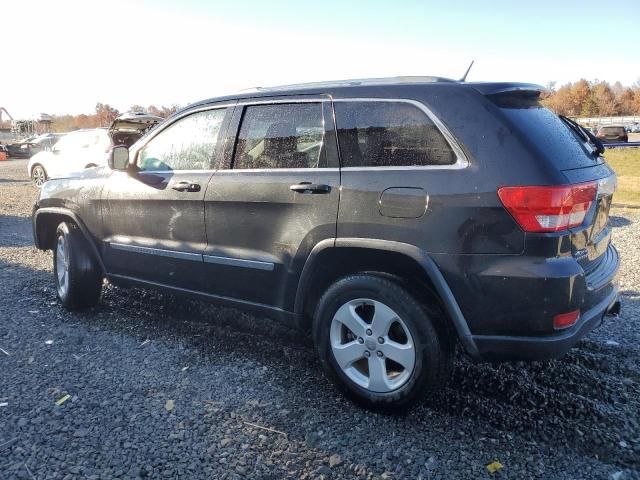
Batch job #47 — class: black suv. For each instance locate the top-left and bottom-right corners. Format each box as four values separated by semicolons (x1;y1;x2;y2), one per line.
32;77;620;409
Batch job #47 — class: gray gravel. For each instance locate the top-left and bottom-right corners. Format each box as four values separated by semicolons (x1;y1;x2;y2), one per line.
1;159;639;479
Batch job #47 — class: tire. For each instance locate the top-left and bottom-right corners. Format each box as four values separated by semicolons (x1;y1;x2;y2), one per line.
312;274;453;411
53;221;103;310
31;165;47;187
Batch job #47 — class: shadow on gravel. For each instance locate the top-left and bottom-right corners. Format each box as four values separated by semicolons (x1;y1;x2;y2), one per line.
0;214;34;247
8;260;640;473
610;215;633;227
427;292;640;470
0;178;28;184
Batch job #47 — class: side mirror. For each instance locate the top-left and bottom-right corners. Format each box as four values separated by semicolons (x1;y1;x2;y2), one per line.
108;146;130;170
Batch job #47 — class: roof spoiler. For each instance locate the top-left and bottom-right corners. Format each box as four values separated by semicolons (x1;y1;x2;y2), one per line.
468;82;546;96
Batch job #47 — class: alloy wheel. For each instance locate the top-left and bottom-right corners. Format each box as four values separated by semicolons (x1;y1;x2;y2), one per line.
330;298;416;393
56;235;69;298
32;166;46;186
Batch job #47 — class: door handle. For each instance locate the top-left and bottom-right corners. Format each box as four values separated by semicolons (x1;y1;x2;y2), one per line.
172;181;201;192
290;182;331;194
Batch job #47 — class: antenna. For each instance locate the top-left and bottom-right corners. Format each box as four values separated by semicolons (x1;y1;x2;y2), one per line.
459;60;474;82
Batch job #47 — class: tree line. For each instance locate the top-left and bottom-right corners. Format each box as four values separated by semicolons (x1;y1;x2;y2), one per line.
49;103;180;132
541;79;640;117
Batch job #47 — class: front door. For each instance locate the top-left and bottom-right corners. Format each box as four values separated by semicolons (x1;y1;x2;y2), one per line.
202;98;340;311
101;105;232;291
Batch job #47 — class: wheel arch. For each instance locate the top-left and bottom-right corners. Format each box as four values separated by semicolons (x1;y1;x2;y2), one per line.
294;238;480;358
32;207;105;274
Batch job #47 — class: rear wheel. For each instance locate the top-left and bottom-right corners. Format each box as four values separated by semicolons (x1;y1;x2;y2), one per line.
313;274;453;410
31;165;47;186
53;221;103;309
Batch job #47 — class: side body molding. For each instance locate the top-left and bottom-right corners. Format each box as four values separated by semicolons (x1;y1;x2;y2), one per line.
294;237;480;359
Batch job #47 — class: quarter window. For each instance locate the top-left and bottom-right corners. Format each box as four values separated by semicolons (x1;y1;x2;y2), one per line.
335;101;456;167
138;108;226;171
233;103;324;169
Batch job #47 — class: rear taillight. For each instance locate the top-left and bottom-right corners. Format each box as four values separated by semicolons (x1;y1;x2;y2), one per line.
497;182;597;233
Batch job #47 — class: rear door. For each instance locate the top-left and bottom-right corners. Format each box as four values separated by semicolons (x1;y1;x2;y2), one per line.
202;97;340;310
101;105;232;291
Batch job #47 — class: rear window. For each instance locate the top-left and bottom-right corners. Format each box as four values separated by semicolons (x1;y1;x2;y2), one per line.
334;101;456;167
490;93;601;170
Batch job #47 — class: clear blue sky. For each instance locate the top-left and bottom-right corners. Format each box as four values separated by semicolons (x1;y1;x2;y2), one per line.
4;0;639;117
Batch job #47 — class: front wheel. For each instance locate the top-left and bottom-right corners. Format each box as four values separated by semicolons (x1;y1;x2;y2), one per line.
313;274;453;411
53;221;103;309
31;165;47;186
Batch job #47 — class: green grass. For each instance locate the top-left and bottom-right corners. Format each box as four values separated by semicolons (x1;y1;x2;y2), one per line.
605;147;640;206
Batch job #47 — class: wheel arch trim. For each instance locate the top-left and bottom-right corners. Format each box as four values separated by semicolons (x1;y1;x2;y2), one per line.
294;237;480;358
32;207;106;274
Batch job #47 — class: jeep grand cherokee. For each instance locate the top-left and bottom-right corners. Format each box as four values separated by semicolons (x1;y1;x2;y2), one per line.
32;77;620;409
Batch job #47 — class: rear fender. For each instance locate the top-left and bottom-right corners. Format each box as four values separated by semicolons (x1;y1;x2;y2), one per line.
295;237;480;358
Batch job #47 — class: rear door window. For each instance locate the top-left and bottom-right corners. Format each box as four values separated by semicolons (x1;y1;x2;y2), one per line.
334;101;456;167
233;103;325;169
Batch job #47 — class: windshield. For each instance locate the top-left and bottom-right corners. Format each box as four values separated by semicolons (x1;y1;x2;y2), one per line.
490;93;602;170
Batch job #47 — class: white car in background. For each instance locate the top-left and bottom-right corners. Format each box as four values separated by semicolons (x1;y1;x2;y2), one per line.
27;113;163;186
28;129;111;186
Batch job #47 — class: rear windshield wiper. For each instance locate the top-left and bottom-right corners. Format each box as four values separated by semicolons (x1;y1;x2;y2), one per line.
559;115;605;157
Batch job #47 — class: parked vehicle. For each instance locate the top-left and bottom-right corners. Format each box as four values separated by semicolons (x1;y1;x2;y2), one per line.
5;133;60;158
596;125;628;143
32;77;620;409
27;129;111;186
0;144;8;161
27;113;162;186
7;140;37;158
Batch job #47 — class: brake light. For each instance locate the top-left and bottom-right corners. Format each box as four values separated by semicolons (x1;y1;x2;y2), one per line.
553;309;580;330
497;182;597;232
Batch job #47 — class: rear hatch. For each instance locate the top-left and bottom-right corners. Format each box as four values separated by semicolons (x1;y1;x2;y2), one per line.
484;86;616;282
109;112;163;147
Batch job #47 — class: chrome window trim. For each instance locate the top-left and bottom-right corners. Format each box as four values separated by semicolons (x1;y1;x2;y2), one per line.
129;96;467;174
203;254;275;271
131;169;219;175
216;167;340;174
110;243;203;261
332;97;469;170
235;97;330;107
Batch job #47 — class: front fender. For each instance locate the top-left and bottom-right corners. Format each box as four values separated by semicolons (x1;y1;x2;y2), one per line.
32;207;105;274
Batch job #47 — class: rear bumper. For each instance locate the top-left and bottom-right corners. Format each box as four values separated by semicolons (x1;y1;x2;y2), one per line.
434;241;620;362
471;286;619;361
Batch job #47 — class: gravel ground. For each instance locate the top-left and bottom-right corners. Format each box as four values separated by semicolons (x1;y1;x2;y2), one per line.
0;159;639;479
